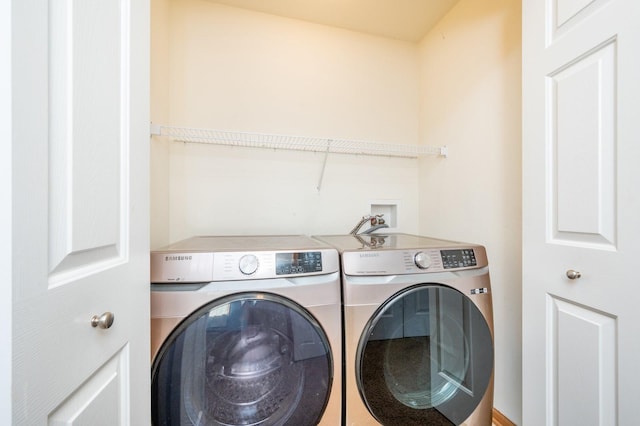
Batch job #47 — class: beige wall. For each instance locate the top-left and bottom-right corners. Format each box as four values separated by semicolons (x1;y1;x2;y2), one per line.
153;0;423;242
418;0;522;423
150;0;171;248
150;0;523;422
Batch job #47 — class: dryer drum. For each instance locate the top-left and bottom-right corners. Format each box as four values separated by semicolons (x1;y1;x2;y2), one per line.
357;284;494;426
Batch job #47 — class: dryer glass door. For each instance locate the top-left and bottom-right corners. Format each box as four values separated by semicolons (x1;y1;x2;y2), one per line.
152;292;333;426
357;284;493;425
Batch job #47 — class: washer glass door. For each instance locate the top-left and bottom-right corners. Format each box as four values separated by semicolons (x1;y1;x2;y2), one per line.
152;292;333;426
357;284;493;425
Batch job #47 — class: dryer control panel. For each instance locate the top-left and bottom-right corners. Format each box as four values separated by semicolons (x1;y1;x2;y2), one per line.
341;246;486;276
441;249;477;269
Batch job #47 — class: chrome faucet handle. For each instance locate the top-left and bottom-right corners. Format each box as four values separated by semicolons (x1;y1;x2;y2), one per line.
351;214;387;235
350;215;373;235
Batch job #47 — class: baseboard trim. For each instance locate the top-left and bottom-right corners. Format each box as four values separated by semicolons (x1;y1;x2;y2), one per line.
492;408;516;426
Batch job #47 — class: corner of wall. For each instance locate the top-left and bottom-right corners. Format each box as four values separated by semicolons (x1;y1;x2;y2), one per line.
416;0;523;423
150;0;171;248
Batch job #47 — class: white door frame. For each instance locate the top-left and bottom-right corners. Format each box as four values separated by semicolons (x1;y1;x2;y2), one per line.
1;0;13;422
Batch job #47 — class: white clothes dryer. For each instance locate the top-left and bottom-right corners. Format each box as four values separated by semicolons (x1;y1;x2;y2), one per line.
150;236;342;426
314;233;494;426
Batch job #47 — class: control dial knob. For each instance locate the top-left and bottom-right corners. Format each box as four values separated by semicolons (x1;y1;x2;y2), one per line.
414;251;431;269
239;254;259;275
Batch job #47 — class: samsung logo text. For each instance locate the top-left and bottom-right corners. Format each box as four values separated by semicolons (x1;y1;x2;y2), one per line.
359;253;380;258
165;255;193;261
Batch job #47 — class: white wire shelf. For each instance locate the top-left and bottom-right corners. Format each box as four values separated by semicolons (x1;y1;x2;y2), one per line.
151;125;448;159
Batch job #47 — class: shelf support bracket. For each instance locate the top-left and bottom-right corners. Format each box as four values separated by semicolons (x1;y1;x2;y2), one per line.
150;123;162;136
316;140;331;192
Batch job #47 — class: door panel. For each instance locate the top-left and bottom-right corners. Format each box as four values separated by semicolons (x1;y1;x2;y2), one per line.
523;0;640;424
433;287;469;392
548;40;616;248
548;296;616;426
11;0;149;423
49;0;128;285
48;347;130;426
368;299;403;341
403;287;430;337
551;0;611;40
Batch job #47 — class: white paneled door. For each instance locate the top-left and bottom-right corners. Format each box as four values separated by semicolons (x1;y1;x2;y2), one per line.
523;0;640;425
11;0;149;424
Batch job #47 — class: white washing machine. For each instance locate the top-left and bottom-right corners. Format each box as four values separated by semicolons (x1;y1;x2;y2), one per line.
150;235;342;426
314;233;494;426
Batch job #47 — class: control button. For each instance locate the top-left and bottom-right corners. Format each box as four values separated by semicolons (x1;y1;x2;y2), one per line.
414;251;431;269
239;254;259;275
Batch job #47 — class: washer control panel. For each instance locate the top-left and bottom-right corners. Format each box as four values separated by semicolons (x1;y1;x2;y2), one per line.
239;254;259;275
276;251;323;275
151;249;337;283
413;251;432;269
